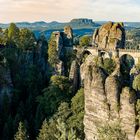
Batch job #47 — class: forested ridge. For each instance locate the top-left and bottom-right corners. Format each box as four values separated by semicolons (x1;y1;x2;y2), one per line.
0;23;84;140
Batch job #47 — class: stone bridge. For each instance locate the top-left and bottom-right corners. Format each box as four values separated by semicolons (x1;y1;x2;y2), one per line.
79;47;140;64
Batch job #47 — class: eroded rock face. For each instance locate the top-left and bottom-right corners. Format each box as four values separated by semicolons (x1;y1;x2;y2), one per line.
83;56;136;140
92;22;125;49
120;87;136;140
135;128;140;140
69;60;80;93
55;60;64;75
80;55;95;86
49;26;73;75
84;58;108;140
63;26;73;47
105;75;121;122
51;31;63;58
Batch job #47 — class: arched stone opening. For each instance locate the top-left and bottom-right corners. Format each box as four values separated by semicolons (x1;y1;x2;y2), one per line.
120;54;135;86
98;50;112;59
81;50;92;63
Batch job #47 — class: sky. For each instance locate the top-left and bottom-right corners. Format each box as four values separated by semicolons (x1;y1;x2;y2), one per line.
0;0;140;23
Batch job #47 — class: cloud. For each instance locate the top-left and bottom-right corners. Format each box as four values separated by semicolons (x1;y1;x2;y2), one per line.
0;0;140;23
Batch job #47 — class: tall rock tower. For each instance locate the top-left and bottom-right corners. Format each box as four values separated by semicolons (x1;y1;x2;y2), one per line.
92;22;125;49
63;25;73;48
48;26;73;75
84;22;136;140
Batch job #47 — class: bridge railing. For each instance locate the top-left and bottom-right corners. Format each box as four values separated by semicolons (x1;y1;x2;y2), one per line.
118;49;140;52
73;45;140;53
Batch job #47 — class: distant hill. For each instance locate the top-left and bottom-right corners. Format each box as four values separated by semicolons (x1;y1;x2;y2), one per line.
95;21;140;29
124;22;140;28
34;28;95;40
0;18;100;30
1;20;140;30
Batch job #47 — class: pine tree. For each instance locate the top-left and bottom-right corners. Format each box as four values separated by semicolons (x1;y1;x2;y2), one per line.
8;23;20;47
55;119;67;140
14;122;28;140
55;119;80;140
37;119;48;140
68;128;80;140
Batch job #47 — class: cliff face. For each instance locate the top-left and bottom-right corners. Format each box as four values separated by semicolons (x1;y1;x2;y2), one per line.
83;57;136;140
63;26;73;47
69;60;80;93
92;22;125;49
83;22;137;140
120;87;136;140
84;59;108;140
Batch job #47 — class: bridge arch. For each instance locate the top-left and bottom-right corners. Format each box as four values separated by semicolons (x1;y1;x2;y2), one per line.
120;54;135;68
82;50;91;56
98;50;112;59
81;50;92;63
120;54;135;85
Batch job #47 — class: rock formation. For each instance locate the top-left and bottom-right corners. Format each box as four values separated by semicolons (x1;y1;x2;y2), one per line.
92;22;125;50
83;58;108;140
105;75;121;122
120;87;136;140
83;22;138;140
51;26;73;52
63;26;73;47
135;128;140;140
49;26;73;75
69;60;80;93
83;55;137;140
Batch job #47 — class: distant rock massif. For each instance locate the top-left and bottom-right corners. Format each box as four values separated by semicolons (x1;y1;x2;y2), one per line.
0;18;99;29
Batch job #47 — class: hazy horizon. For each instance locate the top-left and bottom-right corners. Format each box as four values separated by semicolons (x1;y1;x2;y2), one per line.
1;0;140;23
2;19;140;24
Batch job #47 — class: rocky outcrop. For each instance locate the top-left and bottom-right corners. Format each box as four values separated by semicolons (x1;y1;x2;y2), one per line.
51;26;73;51
135;128;140;140
120;87;136;140
51;31;63;58
83;56;137;140
63;26;73;47
83;57;108;140
69;60;80;93
105;75;121;122
80;55;97;86
49;26;73;75
92;22;125;49
55;60;64;75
